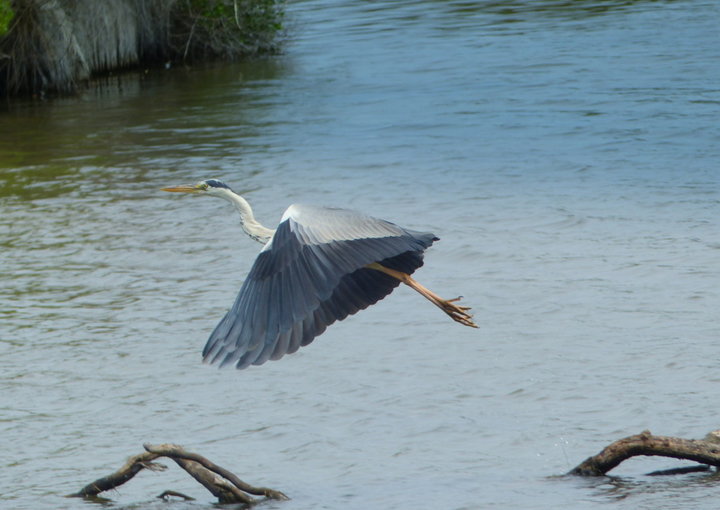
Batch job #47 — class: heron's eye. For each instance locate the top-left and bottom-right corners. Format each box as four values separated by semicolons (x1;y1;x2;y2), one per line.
200;183;209;190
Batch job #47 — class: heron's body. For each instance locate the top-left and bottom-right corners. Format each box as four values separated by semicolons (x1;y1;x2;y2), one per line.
163;180;476;370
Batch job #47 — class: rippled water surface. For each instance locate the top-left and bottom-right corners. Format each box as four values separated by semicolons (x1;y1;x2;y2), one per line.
1;1;719;509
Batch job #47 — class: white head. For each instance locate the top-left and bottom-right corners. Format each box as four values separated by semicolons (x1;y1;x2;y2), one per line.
162;179;274;243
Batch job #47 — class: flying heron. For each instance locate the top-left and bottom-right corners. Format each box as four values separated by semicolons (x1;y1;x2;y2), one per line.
162;179;477;369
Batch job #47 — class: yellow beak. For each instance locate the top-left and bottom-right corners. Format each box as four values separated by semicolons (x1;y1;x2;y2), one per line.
161;184;202;193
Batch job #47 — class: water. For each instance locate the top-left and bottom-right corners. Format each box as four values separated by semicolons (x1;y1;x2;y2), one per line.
1;0;719;508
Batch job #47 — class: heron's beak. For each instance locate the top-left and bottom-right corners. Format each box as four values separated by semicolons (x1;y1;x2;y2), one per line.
161;184;202;193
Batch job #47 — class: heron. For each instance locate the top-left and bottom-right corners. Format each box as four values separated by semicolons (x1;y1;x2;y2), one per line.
162;179;477;369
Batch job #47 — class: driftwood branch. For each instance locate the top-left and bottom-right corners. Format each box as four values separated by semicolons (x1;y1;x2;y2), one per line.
72;452;165;497
70;443;288;505
569;429;720;476
143;443;288;501
157;489;195;501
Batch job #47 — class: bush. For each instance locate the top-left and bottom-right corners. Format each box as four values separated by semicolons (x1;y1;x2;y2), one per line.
0;0;14;36
0;0;285;96
171;0;284;59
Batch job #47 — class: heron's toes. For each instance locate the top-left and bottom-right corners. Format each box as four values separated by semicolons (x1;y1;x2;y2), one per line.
440;297;478;328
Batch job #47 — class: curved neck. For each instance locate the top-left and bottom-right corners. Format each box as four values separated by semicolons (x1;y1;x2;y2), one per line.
221;190;274;244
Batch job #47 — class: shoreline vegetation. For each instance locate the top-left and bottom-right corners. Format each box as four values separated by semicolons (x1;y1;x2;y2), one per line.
0;0;284;97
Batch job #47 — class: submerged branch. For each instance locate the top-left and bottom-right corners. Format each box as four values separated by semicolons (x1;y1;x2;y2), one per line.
70;443;288;505
72;452;165;497
144;443;288;500
569;429;720;476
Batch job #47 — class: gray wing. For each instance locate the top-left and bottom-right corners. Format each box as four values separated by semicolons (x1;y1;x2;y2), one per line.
202;204;438;369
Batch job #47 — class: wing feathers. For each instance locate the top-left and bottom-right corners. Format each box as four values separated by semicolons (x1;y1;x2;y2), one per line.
202;205;437;369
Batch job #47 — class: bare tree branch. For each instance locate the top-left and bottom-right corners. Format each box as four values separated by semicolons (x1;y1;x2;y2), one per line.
157;489;195;501
72;452;165;497
144;443;288;501
569;429;720;476
70;443;287;505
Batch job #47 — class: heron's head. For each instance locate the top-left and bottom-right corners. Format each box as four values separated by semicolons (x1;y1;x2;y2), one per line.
161;179;234;197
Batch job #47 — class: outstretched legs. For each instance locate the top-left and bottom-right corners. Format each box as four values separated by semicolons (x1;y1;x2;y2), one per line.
367;262;478;328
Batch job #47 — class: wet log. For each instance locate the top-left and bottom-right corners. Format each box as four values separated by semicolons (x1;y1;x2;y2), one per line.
73;451;165;497
144;443;288;501
157;489;195;501
569;429;720;476
70;443;288;505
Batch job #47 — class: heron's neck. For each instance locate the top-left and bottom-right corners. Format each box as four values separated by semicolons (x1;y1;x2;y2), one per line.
223;191;274;244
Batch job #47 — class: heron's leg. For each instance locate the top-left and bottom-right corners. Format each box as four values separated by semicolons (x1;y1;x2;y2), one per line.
366;262;478;328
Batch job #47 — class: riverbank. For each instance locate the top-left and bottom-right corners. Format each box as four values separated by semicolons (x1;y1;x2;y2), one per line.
0;0;283;97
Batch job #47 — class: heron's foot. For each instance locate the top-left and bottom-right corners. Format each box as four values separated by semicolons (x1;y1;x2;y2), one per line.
366;263;478;329
440;296;478;328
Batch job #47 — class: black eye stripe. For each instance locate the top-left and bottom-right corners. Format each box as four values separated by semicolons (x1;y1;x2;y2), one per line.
204;179;231;189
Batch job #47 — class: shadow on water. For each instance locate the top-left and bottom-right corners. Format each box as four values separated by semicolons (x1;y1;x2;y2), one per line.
556;467;720;504
0;58;289;200
0;0;682;202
